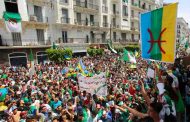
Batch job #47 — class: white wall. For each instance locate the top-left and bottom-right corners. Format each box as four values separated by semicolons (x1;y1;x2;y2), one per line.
22;29;38;45
18;0;28;21
0;1;6;19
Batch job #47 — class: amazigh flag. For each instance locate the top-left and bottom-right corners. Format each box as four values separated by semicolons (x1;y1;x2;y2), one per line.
140;3;178;63
122;49;136;63
0;88;8;101
3;12;22;33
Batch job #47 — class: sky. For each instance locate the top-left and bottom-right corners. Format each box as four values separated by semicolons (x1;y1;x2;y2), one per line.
164;0;190;27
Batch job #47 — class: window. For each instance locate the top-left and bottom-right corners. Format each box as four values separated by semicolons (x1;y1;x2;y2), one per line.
34;6;43;22
113;4;116;14
123;5;128;16
9;52;27;67
149;5;151;10
113;32;117;41
36;29;45;45
103;0;107;5
4;0;18;13
121;33;126;40
12;32;22;46
62;31;68;43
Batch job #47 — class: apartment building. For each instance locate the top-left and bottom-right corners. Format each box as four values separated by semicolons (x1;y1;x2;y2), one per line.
0;0;162;65
177;17;190;43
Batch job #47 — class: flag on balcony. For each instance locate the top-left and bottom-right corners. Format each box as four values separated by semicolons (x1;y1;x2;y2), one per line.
122;49;136;63
140;3;178;63
3;12;22;33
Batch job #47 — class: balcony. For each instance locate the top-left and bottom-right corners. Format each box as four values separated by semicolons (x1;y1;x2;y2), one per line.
23;15;49;29
90;22;99;27
123;13;128;17
131;15;139;21
131;3;144;11
102;6;108;13
0;39;50;47
59;0;69;4
27;0;51;6
144;0;156;4
61;17;70;24
29;15;48;23
73;0;99;13
75;19;88;26
74;19;99;27
112;11;120;15
112;24;120;29
102;23;109;27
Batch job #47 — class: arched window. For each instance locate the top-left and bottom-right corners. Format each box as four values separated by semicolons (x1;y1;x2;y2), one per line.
8;52;27;67
36;51;48;64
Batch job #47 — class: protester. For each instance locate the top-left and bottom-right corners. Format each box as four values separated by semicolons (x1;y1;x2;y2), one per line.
0;50;189;122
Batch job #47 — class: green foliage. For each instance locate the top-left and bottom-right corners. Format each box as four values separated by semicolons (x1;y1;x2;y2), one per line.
46;48;73;63
115;44;140;53
87;48;104;57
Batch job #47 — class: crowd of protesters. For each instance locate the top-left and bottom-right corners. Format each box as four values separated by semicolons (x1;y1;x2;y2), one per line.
0;50;190;122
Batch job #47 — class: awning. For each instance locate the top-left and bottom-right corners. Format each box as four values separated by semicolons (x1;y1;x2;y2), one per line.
3;11;21;22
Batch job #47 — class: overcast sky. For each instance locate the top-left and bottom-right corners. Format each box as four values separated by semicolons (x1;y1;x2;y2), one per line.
164;0;190;27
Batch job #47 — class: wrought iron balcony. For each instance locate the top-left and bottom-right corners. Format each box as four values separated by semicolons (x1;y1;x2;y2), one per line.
59;0;68;4
74;0;99;10
102;6;108;13
103;23;109;27
61;17;70;23
90;22;99;27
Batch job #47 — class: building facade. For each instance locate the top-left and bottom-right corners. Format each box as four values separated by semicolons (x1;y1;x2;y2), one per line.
177;17;190;43
0;0;162;65
0;0;163;46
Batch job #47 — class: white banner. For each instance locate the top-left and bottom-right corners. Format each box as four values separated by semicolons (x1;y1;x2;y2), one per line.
78;73;107;96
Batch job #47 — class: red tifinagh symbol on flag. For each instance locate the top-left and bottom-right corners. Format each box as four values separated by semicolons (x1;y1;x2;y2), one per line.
147;28;167;54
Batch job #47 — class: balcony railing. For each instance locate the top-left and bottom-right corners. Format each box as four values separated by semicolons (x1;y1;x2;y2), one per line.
29;15;48;23
102;6;108;13
75;19;88;25
74;19;99;26
88;3;99;10
112;11;119;15
112;24;120;28
123;13;128;17
0;39;50;46
59;0;68;4
61;17;70;24
90;22;99;27
103;23;109;27
74;0;99;10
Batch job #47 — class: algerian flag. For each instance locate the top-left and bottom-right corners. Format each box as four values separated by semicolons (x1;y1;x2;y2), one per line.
107;40;117;53
52;42;57;49
29;49;34;68
3;12;22;33
122;49;136;63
